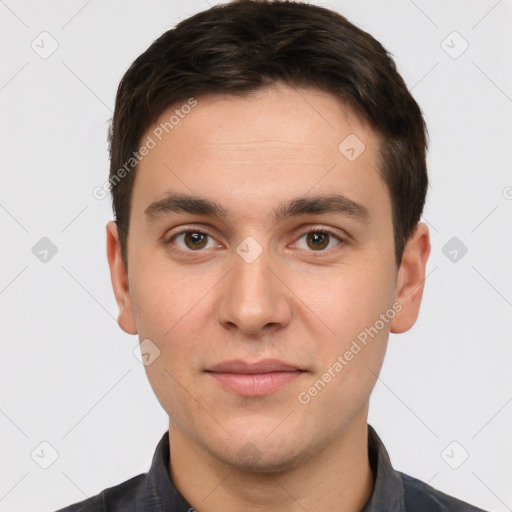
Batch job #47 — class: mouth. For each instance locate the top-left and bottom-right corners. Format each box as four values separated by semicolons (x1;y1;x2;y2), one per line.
205;359;306;397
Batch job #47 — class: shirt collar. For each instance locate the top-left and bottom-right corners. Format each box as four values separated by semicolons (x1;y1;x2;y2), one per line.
136;424;405;511
361;424;406;511
135;431;190;512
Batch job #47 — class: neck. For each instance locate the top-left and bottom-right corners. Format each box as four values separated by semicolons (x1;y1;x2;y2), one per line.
168;412;374;512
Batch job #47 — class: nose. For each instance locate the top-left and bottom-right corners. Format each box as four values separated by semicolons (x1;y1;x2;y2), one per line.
216;245;292;336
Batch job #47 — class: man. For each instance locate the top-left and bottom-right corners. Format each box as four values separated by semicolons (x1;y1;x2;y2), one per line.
57;0;487;510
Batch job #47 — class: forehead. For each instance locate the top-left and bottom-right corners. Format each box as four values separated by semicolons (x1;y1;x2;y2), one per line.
132;83;389;224
158;84;376;158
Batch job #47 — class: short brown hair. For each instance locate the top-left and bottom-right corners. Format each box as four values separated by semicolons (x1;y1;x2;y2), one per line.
109;0;428;266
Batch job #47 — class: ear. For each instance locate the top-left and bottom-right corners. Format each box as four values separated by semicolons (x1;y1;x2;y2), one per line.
106;221;137;335
390;222;431;334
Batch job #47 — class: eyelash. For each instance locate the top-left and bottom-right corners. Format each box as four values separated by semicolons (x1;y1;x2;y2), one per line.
164;225;345;253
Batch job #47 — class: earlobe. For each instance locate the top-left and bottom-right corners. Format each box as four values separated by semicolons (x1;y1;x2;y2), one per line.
106;221;138;335
390;222;431;334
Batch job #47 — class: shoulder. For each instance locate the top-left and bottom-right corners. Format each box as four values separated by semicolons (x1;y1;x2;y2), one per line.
400;471;488;512
54;473;145;512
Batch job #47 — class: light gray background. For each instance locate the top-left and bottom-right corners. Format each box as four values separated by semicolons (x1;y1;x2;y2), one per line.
1;1;511;511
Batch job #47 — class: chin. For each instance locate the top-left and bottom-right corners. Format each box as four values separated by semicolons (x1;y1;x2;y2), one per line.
222;441;309;474
206;425;312;474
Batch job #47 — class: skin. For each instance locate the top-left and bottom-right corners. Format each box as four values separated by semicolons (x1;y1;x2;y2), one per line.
107;82;430;512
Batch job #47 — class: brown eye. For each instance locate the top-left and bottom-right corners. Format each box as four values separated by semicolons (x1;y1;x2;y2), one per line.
184;232;208;250
169;231;218;251
295;229;342;252
306;232;330;250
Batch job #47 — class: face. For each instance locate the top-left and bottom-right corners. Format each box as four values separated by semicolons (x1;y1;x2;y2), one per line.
107;82;429;472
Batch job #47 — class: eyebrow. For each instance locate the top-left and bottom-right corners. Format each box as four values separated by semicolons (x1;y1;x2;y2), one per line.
144;192;370;224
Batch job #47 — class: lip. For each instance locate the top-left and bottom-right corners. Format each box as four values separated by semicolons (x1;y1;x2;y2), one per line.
207;359;301;374
206;359;305;396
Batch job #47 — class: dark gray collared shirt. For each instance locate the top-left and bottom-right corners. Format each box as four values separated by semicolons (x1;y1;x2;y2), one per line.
55;425;487;512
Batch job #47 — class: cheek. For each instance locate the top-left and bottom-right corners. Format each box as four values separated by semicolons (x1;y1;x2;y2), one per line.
129;256;209;338
129;260;220;383
289;257;396;340
296;276;391;424
143;359;203;437
291;254;395;408
296;343;385;436
134;278;209;425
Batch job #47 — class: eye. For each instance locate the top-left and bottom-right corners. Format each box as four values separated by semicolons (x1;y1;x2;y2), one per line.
168;230;220;251
294;228;343;252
